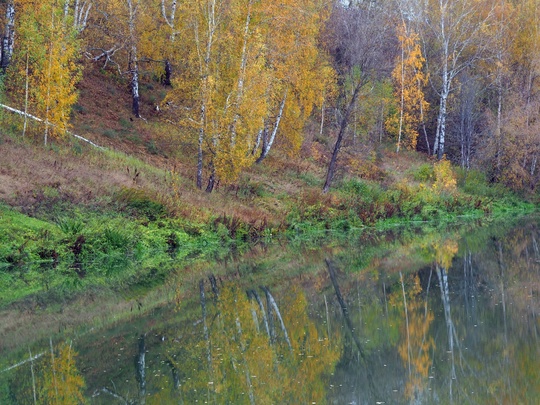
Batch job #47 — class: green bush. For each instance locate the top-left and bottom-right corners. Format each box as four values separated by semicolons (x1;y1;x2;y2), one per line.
412;163;435;182
116;188;166;220
56;217;84;235
340;178;370;195
456;168;507;198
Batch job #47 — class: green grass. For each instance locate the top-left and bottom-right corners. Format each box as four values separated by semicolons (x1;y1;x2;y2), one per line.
0;203;243;306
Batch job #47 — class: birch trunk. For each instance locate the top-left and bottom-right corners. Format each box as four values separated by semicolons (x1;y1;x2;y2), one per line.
400;272;412;376
23;51;29;137
161;0;177;85
263;287;276;343
29;349;37;405
256;92;287;163
73;0;91;32
127;0;140;118
250;289;270;338
196;0;217;189
1;1;15;72
434;48;449;159
200;280;212;367
135;334;147;405
0;103;104;148
435;264;457;382
261;286;292;350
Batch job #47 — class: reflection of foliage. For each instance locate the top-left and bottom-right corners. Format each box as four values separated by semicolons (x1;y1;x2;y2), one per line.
390;274;435;402
5;342;86;405
433;238;459;269
40;342;85;405
168;284;340;404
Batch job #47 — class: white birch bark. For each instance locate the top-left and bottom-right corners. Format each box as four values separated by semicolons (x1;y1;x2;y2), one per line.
261;286;292;350
1;0;15;71
423;0;495;159
196;0;218;189
127;0;140;118
0;103;105;148
161;0;177;35
23;51;29;137
257;91;287;163
73;0;92;32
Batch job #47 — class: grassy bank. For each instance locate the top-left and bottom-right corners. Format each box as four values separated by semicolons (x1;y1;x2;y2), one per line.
0;152;535;307
0;69;537;306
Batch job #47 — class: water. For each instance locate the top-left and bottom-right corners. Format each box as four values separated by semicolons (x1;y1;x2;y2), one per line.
1;216;539;404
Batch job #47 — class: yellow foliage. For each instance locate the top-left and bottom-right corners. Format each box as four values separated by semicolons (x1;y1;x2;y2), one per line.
40;342;85;405
434;238;459;269
9;0;81;141
391;274;435;402
386;23;429;152
167;0;333;185
432;157;457;194
170;283;340;404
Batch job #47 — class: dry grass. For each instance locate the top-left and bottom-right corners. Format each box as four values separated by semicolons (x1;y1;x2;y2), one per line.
0;62;440;228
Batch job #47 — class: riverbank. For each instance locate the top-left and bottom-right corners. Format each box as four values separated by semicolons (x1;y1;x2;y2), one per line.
0;134;536;307
0;101;538;306
1;212;538;405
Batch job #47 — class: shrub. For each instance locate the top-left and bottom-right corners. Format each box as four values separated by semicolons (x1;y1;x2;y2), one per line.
116;188;166;220
457;168;509;199
412;163;435;182
56;217;84;235
432;158;457;194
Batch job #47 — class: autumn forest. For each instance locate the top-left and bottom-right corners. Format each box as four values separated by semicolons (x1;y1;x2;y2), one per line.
1;1;540;403
0;0;539;193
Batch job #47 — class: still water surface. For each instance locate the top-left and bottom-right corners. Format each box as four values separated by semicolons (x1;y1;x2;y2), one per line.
1;217;539;404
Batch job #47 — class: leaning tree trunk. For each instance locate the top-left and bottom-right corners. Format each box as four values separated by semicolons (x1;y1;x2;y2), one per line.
256;92;287;163
261;286;292;350
323;83;362;193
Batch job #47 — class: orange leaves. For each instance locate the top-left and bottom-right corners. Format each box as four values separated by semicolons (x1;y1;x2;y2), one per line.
387;23;429;152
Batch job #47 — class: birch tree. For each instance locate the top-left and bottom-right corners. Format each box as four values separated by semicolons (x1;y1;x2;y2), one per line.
255;0;333;163
85;0;152;118
8;0;81;143
167;0;331;191
159;0;178;85
0;0;15;71
386;22;428;152
421;0;496;159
